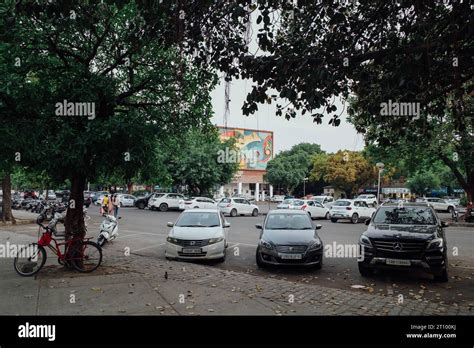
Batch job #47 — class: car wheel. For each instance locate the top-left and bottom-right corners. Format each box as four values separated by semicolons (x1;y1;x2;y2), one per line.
447;206;454;214
330;218;338;223
217;248;226;263
324;212;330;220
433;268;449;282
255;249;266;268
119;202;123;208
230;209;237;217
351;213;359;224
313;257;323;270
358;263;373;277
252;208;258;217
159;203;168;212
138;202;145;209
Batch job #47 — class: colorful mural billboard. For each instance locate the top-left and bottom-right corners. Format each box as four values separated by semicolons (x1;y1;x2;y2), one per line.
218;127;273;171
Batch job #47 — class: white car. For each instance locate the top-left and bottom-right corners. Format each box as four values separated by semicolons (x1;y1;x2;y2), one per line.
148;193;185;212
313;195;335;208
218;197;259;217
422;197;456;213
302;200;330;220
355;194;378;206
165;209;230;261
277;199;304;209
117;194;137;207
329;199;376;223
271;195;285;203
179;197;218;210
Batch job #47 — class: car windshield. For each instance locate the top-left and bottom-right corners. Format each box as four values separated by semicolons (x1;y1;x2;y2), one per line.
334;200;351;206
220;198;231;203
265;214;313;230
282;199;293;204
175;212;220;227
153;194;165;198
373;207;437;225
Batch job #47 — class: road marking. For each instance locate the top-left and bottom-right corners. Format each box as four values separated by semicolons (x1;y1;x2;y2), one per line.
228;242;257;247
120;229;169;237
133;243;166;252
115;233;142;240
228;243;240;249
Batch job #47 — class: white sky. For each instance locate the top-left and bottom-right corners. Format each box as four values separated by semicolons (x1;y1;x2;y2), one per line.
210;77;365;154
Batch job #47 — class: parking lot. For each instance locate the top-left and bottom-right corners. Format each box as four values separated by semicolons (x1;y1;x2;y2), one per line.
38;205;467;307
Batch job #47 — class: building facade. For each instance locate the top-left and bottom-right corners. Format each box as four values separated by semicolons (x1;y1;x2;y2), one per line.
218;127;274;201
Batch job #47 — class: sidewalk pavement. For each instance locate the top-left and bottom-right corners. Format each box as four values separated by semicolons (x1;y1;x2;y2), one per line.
0;229;471;316
0;210;38;225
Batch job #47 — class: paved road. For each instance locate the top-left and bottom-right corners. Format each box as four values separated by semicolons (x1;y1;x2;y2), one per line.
5;205;474;307
74;205;473;307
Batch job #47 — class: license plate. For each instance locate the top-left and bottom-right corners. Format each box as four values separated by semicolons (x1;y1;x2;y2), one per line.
279;253;302;260
386;258;411;266
332;214;342;217
182;248;202;254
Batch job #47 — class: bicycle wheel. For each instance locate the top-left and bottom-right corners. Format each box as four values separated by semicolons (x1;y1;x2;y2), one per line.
14;243;47;276
70;241;103;273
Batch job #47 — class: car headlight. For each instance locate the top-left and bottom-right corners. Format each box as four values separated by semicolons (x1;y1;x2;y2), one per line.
259;239;273;250
208;237;224;245
308;238;322;250
167;237;179;244
359;235;372;247
426;238;443;250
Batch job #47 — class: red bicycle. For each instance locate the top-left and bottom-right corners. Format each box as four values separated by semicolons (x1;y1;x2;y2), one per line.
14;216;102;276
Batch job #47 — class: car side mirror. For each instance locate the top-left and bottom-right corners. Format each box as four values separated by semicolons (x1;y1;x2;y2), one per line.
167;222;174;227
315;224;322;230
365;219;371;225
441;221;449;227
256;223;262;229
224;221;231;228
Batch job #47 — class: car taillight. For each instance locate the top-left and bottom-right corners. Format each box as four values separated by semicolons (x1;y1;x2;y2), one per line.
346;207;352;210
301;205;307;210
226;204;232;207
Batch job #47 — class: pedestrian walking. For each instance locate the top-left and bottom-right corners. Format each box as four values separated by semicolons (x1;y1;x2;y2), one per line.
108;194;114;215
112;194;120;217
101;194;109;215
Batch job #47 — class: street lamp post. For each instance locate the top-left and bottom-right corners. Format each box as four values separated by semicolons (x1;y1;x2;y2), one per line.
303;177;309;197
376;162;384;205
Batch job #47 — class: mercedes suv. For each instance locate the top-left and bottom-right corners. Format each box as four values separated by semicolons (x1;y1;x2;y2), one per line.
358;203;449;282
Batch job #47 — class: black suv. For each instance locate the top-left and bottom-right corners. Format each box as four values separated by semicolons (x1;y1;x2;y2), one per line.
358;203;449;282
134;193;153;209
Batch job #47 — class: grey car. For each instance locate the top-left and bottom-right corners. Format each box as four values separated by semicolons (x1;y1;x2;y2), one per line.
256;209;323;268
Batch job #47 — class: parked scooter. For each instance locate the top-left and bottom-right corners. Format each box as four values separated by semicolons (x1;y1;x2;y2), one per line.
97;213;121;247
451;207;459;222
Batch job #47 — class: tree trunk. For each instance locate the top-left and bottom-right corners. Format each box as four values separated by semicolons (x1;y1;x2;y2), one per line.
65;173;86;239
467;175;474;202
1;173;16;224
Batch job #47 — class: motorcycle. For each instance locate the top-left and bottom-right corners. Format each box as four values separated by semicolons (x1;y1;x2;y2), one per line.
465;208;474;223
97;213;121;247
451;208;459;222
